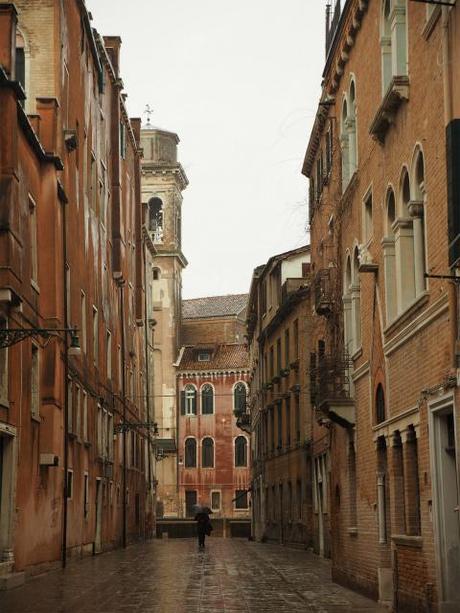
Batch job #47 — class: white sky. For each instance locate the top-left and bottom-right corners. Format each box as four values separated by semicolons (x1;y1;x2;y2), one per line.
88;0;325;299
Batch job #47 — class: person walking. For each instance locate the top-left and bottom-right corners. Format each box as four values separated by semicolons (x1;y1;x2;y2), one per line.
195;509;212;549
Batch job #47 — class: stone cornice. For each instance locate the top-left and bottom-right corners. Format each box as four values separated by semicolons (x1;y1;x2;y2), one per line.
141;163;189;191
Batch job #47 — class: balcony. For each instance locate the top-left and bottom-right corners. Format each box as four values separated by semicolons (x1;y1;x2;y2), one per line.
281;278;305;303
235;412;251;434
310;352;355;428
314;269;334;316
369;76;410;144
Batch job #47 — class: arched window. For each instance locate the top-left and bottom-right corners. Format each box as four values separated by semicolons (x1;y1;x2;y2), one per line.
395;169;416;312
383;188;397;322
201;384;214;415
343;254;353;354
181;384;197;416
235;436;248;467
184;438;197;467
376;384;386;424
202;437;214;468
410;149;427;297
340;98;350;192
380;0;408;96
148;197;163;240
348;80;357;176
351;247;361;352
233;382;247;415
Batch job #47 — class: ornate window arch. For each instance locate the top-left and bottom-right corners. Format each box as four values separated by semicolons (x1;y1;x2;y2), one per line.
202;437;214;468
394;167;416;312
410;147;427;296
235;436;248;467
184;437;197;467
383;187;398;322
148;197;163;240
233;382;247;415
380;0;408;96
340;97;350;192
201;383;214;415
181;384;197;416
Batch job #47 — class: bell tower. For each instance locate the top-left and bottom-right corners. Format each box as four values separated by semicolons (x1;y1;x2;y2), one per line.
141;123;188;518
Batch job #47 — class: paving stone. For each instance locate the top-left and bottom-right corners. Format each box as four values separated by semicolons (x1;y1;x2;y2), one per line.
0;539;386;613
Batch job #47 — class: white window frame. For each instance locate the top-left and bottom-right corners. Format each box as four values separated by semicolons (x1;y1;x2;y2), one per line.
210;490;221;512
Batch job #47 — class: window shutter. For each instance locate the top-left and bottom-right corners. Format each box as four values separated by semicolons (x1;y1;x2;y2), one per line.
447;120;460;266
180;390;186;416
192;390;197;415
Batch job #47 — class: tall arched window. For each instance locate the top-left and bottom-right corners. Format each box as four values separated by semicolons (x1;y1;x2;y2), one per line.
233;382;247;415
343;254;353;354
410;148;427;297
395;169;416;312
235;436;248;467
202;437;214;468
351;247;361;352
341;98;350;192
376;384;386;424
383;188;397;322
181;384;197;416
184;438;197;467
348;80;357;176
380;0;408;96
148;197;163;240
201;384;214;415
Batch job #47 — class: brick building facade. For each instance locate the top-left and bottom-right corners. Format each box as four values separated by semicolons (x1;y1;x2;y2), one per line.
246;247;315;547
177;295;251;523
0;0;154;587
303;1;460;610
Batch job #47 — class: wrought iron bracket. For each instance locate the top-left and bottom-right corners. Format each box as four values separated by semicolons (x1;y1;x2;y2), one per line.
0;327;78;349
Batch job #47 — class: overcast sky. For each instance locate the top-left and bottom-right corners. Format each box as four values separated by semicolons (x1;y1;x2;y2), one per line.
89;0;325;299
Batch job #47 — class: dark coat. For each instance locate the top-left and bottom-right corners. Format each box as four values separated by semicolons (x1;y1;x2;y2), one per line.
195;512;212;535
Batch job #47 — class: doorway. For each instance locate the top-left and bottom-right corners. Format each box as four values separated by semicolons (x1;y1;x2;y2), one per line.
95;478;103;554
185;490;197;518
430;401;460;611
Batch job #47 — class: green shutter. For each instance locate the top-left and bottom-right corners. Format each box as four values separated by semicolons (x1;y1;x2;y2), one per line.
180;391;186;415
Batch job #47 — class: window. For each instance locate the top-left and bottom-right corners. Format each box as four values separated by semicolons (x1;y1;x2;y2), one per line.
0;317;8;406
284;328;290;367
363;189;373;243
376;384;386;424
117;345;122;393
340;80;357;192
106;330;112;379
410;149;427;297
233;382;247;413
31;344;40;419
211;491;221;512
269;347;274;379
326;124;333;173
201;384;214;415
148;197;163;240
260;279;267;315
404;426;421;536
29;196;38;283
395;169;416;311
74;385;80;439
92;306;98;366
120;122;126;159
380;0;407;95
235;489;248;510
285;397;291;447
82;391;88;441
276;338;281;375
67;378;73;433
277;402;282;449
344;247;362;354
202;437;214;468
293;319;299;359
184;438;197;468
295;393;300;442
181;384;197;416
383;188;397;322
80;291;87;353
235;436;248;467
198;351;211;362
185;490;197;518
83;473;89;518
152;268;160;281
66;470;73;499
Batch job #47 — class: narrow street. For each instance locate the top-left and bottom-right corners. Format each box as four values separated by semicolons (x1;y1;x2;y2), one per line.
0;539;385;613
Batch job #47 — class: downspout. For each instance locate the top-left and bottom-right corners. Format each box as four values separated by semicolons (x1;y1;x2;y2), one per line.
61;191;69;568
119;281;127;548
142;242;153;536
442;5;459;370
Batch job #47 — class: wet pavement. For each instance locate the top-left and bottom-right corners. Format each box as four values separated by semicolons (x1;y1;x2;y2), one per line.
0;539;386;612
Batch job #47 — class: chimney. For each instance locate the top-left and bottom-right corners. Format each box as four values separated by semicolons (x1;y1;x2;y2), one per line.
103;36;122;78
0;3;18;79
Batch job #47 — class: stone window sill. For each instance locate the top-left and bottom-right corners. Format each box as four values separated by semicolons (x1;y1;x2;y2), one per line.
391;534;423;548
384;291;429;338
369;76;410;143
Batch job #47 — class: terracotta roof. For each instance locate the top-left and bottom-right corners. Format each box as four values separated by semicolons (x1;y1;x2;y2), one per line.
178;343;249;371
182;294;248;320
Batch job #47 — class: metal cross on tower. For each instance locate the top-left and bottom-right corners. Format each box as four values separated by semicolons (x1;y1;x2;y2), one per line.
143;104;154;128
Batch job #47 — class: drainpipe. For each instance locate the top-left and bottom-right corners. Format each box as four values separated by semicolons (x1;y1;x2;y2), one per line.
119;281;127;548
442;6;459;369
143;242;153;536
61;191;69;568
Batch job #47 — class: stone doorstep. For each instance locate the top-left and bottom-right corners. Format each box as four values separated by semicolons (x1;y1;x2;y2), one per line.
0;572;25;591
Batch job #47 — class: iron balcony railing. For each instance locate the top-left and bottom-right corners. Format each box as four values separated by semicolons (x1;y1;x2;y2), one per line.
310;351;352;408
314;269;334;316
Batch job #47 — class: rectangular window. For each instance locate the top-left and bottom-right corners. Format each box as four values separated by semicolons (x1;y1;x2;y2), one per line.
92;306;98;366
67;378;73;433
0;317;8;406
269;347;274;379
29;196;38;284
108;413;114;460
185;490;197;518
286;397;291;447
80;291;87;353
276;338;281;375
277;402;282;449
82;391;88;441
83;473;89;518
284;328;290;368
31;343;40;418
211;491;221;512
106;330;112;379
67;470;73;499
97;404;102;456
117;345;122;392
235;489;248;510
293;319;299;359
75;385;81;440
